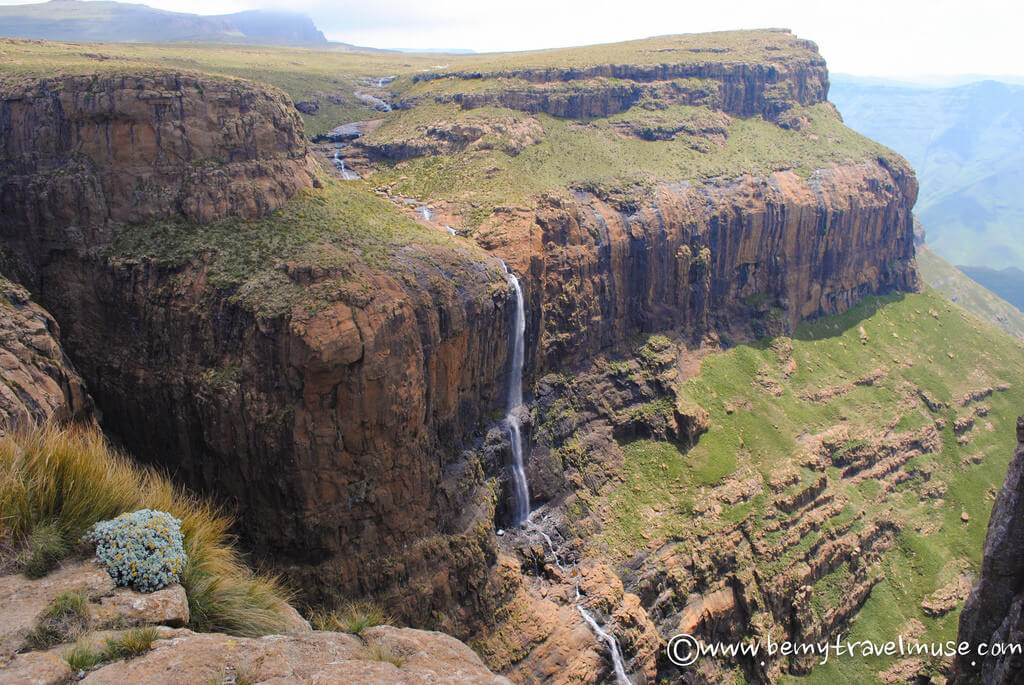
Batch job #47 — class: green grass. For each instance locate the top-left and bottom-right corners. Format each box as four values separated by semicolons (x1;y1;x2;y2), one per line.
0;29;816;136
0;424;297;637
106;180;495;317
368;101;894;229
63;626;160;671
21;521;70;578
916;243;1024;340
24;591;90;650
590;288;1024;681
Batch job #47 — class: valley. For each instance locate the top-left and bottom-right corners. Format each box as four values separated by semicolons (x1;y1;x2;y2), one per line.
0;22;1020;685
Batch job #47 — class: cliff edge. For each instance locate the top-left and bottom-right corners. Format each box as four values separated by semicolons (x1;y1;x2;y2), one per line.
952;416;1024;683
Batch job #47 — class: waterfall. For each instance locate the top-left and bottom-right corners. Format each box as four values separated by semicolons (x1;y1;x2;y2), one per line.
503;263;530;526
418;206;434;222
444;225;457;235
332;149;359;180
578;607;632;685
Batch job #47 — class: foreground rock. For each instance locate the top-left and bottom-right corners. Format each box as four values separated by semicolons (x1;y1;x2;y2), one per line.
78;626;510;684
0;559;189;658
951;416;1024;683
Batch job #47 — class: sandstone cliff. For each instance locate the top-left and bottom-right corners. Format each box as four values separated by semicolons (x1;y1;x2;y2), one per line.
0;275;92;433
952;416;1024;684
0;31;923;683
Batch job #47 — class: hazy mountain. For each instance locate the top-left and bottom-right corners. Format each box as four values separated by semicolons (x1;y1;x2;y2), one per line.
0;0;328;44
830;75;1024;274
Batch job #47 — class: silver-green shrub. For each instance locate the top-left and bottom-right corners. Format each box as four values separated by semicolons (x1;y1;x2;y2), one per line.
83;509;186;592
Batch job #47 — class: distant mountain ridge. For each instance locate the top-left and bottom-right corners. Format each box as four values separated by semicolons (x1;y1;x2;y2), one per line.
0;0;328;45
830;75;1024;273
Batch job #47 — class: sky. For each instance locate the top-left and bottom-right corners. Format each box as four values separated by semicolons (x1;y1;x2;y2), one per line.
2;0;1022;78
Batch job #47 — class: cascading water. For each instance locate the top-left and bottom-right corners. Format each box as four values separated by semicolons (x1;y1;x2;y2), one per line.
418;206;434;222
332;148;359;180
578;606;632;685
502;262;530;526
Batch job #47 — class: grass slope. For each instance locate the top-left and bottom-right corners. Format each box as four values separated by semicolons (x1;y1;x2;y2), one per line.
590;288;1024;682
916;243;1024;339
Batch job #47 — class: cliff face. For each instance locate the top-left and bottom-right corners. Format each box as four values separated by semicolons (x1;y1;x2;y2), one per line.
0;32;922;676
952;417;1024;684
478;160;918;372
411;40;828;123
0;70;521;633
0;72;317;239
0;275;93;434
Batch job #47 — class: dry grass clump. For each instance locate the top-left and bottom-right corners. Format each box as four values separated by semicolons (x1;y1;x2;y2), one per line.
0;423;294;637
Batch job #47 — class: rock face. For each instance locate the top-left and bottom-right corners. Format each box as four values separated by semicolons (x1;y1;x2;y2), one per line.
951;416;1024;683
0;275;93;434
0;69;518;636
78;625;510;684
480;161;918;372
412;33;828;123
0;72;318;235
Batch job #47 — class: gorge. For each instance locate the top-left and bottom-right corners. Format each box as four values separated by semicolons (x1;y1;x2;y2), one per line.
0;27;1022;685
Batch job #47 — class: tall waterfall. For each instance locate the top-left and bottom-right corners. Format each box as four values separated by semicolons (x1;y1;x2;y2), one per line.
503;263;530;526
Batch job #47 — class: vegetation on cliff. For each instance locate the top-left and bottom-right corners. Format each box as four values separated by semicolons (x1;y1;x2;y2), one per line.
0;424;295;636
568;288;1024;681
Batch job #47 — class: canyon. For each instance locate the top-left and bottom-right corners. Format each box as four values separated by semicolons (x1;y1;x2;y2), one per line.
1;28;1020;684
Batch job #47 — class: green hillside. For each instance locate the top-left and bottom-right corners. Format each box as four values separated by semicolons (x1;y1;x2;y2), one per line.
587;288;1024;682
916;243;1024;339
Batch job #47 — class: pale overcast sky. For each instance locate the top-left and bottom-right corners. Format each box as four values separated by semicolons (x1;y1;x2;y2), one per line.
2;0;1022;78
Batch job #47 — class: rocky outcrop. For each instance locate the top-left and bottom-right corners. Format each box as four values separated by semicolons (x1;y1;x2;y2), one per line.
78;625;509;684
0;560;508;685
951;417;1024;684
411;31;828;123
0;559;190;659
0;71;318;241
0;275;92;434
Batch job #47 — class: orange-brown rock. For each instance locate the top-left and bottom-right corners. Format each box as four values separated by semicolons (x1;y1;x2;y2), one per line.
0;276;93;433
0;72;317;234
485;161;918;370
77;626;510;684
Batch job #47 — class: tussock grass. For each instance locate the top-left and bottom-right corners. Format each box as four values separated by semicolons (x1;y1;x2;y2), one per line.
24;590;89;649
63;626;160;671
360;640;406;668
311;601;392;635
0;423;296;637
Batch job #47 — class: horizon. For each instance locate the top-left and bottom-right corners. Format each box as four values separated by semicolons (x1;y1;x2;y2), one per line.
0;0;1021;80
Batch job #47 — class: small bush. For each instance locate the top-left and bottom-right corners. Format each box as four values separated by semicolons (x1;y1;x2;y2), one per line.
101;626;159;661
64;642;103;671
83;509;186;592
62;626;159;671
24;591;89;649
